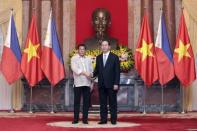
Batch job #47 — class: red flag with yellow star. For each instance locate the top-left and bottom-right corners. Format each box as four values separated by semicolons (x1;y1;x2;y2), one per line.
21;15;44;86
173;12;196;87
135;13;158;86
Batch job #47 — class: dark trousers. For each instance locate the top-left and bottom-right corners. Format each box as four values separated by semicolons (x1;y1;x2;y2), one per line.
98;87;117;123
73;86;90;122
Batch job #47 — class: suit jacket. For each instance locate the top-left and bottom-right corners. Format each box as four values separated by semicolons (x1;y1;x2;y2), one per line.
93;52;120;88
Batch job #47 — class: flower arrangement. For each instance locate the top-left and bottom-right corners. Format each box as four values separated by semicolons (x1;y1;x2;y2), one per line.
68;45;134;72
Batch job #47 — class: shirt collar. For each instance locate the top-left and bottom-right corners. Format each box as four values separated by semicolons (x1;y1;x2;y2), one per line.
77;54;86;58
103;51;110;56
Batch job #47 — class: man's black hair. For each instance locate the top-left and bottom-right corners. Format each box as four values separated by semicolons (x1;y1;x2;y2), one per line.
77;44;86;49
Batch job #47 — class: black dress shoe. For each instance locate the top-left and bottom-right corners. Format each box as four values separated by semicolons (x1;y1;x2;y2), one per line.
82;121;88;124
111;121;117;125
98;121;107;124
72;121;78;124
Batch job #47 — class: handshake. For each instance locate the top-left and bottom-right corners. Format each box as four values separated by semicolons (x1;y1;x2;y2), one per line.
79;71;118;91
80;71;94;91
80;71;93;79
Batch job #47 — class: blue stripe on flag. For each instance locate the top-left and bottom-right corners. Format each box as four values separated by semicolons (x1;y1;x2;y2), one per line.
51;16;64;64
161;14;173;63
10;15;21;62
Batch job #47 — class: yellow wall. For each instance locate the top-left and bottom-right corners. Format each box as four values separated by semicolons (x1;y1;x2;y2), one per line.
0;0;22;44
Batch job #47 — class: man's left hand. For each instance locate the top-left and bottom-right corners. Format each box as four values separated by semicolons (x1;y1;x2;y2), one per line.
113;85;119;91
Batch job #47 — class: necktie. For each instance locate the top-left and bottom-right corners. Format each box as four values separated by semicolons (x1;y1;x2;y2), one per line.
103;54;107;66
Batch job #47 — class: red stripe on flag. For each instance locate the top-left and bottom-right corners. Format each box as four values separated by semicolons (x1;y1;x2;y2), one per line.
41;47;65;86
155;48;174;85
1;47;22;84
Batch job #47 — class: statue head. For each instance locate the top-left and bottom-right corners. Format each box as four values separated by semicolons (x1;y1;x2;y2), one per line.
92;8;111;39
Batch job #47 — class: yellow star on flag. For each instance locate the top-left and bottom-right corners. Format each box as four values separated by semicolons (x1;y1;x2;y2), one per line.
136;39;154;61
174;40;191;62
24;40;40;62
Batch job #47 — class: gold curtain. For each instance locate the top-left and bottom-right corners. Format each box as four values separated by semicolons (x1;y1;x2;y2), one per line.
182;0;197;111
0;0;23;110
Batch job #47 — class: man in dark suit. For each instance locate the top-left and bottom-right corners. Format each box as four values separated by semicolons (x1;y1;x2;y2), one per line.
93;40;120;125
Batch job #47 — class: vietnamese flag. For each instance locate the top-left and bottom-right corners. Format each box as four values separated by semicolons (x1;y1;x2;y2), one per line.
135;13;158;86
173;12;196;87
21;15;44;86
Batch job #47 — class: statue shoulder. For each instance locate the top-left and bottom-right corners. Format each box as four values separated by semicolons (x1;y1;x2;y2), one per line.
83;37;100;50
108;37;118;49
83;37;96;43
83;36;119;50
108;37;118;44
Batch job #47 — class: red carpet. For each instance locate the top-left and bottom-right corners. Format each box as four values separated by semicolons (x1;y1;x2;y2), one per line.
0;112;197;131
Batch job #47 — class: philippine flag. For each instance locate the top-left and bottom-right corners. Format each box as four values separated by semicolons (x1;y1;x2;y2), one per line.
1;11;22;84
41;11;65;86
155;12;175;85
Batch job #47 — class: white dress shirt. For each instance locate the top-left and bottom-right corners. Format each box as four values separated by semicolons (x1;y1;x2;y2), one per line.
103;51;110;66
71;54;93;87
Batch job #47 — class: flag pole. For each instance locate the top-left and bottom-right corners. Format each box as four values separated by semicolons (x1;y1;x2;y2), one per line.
50;86;55;114
160;85;165;114
142;85;147;115
7;8;15;114
29;87;33;113
9;85;15;113
181;85;185;114
159;7;164;115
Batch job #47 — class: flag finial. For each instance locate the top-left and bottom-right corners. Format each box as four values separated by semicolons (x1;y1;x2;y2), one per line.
10;8;14;14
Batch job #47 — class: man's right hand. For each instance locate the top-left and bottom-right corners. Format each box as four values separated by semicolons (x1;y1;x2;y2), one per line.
81;71;92;79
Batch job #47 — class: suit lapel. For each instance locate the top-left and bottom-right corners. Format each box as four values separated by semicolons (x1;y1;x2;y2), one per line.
100;54;104;69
